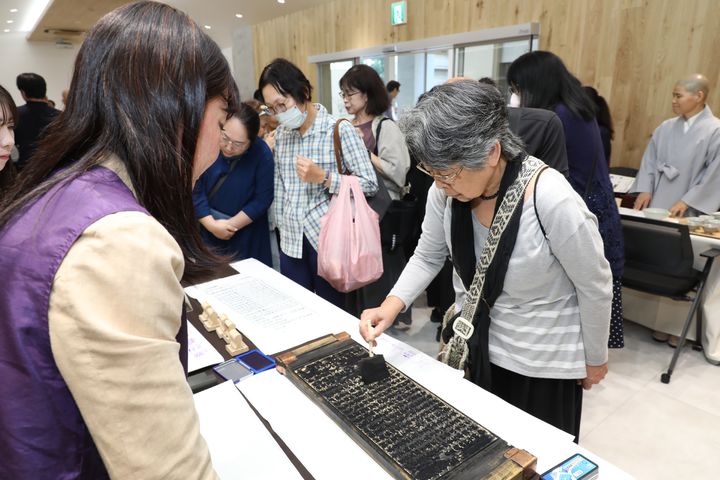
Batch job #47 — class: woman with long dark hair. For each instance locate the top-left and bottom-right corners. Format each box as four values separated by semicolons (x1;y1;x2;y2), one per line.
507;51;625;349
0;2;236;478
0;85;16;192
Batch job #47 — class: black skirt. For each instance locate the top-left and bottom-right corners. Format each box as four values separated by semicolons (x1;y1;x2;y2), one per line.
489;363;584;443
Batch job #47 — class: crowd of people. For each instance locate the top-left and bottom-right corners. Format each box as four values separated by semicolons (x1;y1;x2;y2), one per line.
1;0;719;477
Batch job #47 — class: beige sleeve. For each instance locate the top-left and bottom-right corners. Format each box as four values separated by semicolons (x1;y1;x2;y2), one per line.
49;212;218;480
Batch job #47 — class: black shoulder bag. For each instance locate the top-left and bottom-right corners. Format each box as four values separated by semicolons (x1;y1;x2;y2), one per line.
373;117;418;250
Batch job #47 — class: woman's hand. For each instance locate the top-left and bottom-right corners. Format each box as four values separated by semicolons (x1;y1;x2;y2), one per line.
206;219;238;240
295;155;326;184
633;192;652;210
359;296;405;347
581;363;608;390
265;129;277;152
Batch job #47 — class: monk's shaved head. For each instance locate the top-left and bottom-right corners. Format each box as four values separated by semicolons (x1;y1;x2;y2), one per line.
676;74;709;100
445;76;473;84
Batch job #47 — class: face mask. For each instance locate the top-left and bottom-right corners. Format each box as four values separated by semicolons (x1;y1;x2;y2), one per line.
509;93;521;108
276;105;307;130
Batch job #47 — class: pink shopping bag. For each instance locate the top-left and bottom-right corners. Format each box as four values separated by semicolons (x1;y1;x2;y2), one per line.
318;175;383;293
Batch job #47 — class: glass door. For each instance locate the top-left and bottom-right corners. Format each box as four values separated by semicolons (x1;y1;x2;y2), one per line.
454;38;533;99
317;59;354;117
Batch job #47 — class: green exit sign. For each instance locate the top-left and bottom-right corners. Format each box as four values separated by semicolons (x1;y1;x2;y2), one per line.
391;1;407;26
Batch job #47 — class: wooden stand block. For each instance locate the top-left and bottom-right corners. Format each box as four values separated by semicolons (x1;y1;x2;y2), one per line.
199;302;220;332
198;303;249;357
225;329;249;356
215;314;229;339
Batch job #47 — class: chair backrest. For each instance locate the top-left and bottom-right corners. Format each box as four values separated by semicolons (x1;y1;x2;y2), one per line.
621;216;695;278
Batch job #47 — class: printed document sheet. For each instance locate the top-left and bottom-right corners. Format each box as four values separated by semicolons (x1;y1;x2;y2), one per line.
187;321;224;373
186;269;340;354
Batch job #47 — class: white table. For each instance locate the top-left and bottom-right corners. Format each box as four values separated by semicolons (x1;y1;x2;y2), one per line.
194;259;632;479
619;207;720;363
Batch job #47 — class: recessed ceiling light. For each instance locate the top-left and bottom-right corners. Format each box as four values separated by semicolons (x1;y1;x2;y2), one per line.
277;0;285;4
6;20;14;24
204;25;211;30
3;28;10;32
10;8;18;13
235;13;243;18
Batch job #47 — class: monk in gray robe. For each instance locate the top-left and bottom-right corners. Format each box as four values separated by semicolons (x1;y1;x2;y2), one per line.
632;74;720;217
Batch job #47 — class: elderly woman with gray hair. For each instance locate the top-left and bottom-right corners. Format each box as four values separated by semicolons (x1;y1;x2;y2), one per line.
360;80;613;441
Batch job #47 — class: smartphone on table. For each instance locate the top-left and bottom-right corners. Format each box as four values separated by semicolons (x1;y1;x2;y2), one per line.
541;453;599;480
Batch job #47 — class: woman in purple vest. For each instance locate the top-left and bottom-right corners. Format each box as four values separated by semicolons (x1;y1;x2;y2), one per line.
0;2;237;479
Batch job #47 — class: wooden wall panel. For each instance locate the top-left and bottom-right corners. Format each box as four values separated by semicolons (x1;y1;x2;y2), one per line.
252;0;720;168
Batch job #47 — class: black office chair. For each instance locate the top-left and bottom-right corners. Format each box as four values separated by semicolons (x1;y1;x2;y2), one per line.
609;166;639;177
621;215;720;383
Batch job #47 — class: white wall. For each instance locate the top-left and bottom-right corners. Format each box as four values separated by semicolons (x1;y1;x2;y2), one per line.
231;26;255;101
0;33;79;107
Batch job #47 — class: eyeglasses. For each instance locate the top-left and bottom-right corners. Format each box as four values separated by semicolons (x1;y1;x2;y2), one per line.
338;90;360;100
265;97;294;116
416;163;464;184
220;130;249;149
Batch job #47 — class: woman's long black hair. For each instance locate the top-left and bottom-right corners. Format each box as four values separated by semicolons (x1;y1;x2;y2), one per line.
0;1;237;281
507;51;596;121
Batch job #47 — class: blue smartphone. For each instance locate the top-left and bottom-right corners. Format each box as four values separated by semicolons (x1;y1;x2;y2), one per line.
541;454;599;480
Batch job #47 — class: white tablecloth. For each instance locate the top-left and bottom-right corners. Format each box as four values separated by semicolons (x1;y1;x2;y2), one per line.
619;207;720;362
213;259;633;478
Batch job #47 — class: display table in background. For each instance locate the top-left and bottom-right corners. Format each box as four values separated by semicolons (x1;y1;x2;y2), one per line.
619;207;720;363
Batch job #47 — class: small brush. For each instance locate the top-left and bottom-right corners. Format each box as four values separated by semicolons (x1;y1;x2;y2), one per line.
358;319;390;384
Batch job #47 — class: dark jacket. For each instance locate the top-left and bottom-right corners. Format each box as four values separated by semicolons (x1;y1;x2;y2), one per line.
15;101;60;170
508;106;569;178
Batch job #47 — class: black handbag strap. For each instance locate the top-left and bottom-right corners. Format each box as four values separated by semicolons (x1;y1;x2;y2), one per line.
372;117;390;156
208;158;241;201
533;165;549;238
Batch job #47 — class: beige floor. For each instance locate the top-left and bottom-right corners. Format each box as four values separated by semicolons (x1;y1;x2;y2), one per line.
387;297;720;480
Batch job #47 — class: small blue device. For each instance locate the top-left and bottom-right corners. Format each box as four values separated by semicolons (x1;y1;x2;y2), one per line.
235;349;276;374
541;453;599;480
213;358;253;384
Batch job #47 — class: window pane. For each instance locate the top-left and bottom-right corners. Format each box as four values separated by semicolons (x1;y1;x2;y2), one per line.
393;52;425;119
359;56;387;81
425;49;450;90
455;39;531;99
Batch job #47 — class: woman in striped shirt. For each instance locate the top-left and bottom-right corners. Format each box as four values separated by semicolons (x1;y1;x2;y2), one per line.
360;80;612;441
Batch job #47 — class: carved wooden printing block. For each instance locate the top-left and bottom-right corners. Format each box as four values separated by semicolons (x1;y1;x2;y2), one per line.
277;334;536;480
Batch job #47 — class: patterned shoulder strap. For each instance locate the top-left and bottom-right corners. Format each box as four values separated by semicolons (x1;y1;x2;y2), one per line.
442;156;546;369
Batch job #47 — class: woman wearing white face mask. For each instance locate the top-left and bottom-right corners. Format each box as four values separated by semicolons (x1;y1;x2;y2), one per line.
258;58;378;308
0;85;17;192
